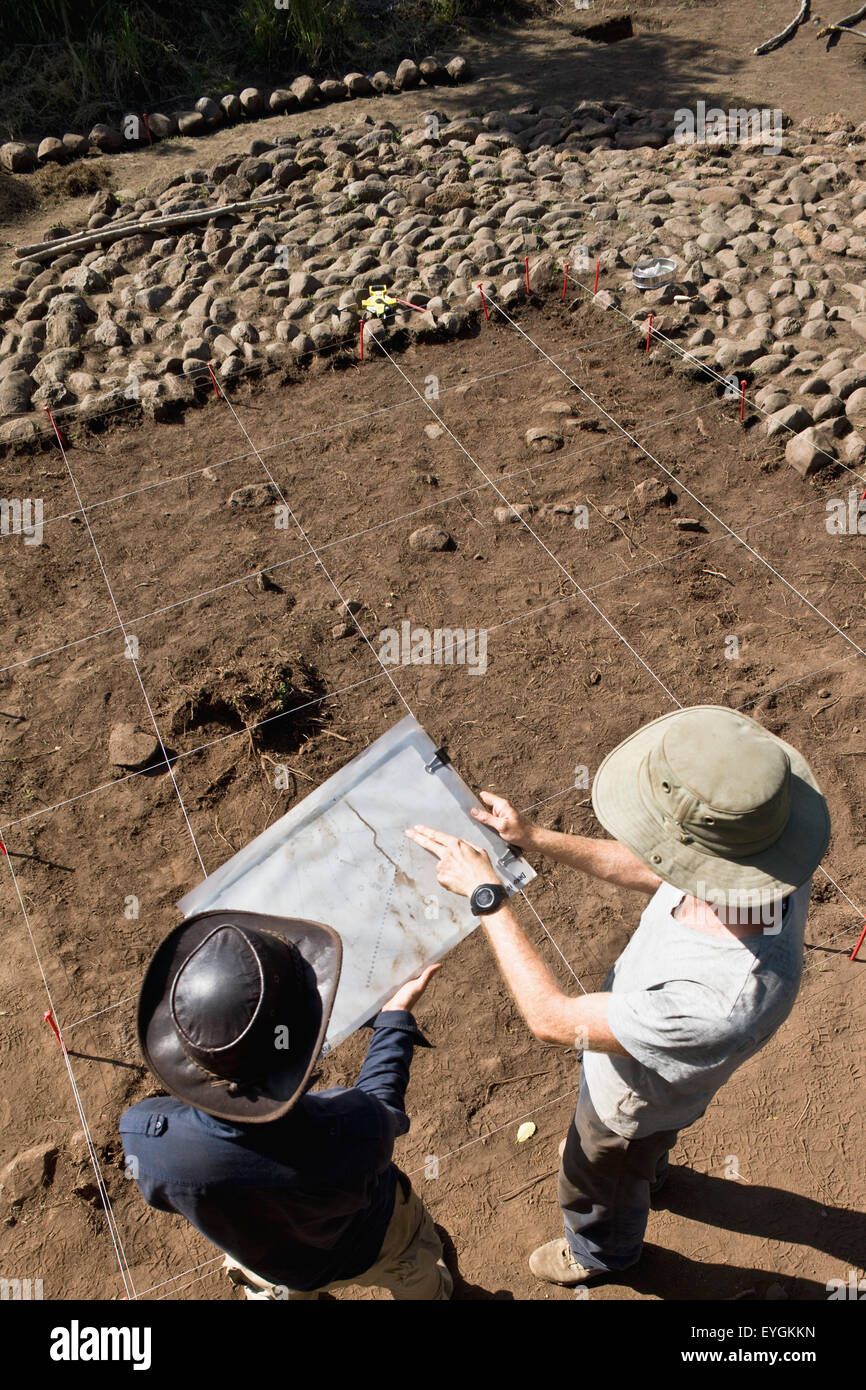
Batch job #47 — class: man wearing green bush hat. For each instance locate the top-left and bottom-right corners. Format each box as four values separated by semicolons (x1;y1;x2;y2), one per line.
408;705;830;1288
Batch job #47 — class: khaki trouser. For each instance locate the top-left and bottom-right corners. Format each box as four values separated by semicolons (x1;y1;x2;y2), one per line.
558;1068;680;1273
224;1180;453;1301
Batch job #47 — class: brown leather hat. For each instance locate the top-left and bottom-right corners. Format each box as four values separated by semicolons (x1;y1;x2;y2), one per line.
138;910;341;1123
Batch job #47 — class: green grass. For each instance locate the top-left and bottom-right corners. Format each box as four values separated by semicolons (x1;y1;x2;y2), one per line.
0;0;526;142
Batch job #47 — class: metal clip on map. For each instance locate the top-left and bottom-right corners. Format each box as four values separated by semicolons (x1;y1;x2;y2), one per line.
497;843;525;872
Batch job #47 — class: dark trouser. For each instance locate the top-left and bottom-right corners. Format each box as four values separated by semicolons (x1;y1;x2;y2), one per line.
558;1069;680;1273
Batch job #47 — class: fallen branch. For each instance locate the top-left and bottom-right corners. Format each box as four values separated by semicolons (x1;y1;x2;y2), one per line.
482;1068;551;1105
13;191;292;265
585;493;638;555
818;3;866;45
258;750;315;783
500;1167;558;1203
754;0;810;54
213;812;238;853
818;19;866;44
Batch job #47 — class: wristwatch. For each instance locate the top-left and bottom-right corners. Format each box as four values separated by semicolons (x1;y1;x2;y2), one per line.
470;882;508;916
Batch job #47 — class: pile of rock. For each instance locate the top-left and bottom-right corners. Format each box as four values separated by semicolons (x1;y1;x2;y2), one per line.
0;56;472;174
2;98;866;480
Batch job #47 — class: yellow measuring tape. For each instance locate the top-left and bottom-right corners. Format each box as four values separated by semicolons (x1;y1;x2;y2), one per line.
361;285;398;318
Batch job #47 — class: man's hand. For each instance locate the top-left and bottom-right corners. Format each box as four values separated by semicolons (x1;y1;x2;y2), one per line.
405;825;496;899
473;796;662;895
382;963;441;1013
470;792;533;849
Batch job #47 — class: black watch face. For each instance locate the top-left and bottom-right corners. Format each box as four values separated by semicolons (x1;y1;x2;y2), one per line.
474;885;498;912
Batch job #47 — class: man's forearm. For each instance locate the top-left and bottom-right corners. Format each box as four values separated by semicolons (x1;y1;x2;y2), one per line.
480;905;630;1053
480;903;569;1042
404;821;634;1052
522;827;661;894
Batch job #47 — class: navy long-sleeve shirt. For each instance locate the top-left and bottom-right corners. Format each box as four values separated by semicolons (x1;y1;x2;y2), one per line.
120;1011;430;1291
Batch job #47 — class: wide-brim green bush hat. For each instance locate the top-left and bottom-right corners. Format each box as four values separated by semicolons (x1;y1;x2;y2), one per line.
591;706;830;906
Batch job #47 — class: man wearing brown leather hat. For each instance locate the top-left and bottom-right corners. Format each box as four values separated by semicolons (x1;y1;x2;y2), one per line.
121;908;451;1299
408;705;830;1288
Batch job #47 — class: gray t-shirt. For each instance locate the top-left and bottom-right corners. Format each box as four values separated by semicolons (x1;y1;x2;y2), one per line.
581;879;812;1139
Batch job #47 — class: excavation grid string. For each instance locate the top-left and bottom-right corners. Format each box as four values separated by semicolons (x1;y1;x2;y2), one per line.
369;333;682;708
486;295;866;669
2;850;137;1298
2;409;219;1299
405;1084;578;1178
372;327;866;980
42;412;207;877
479;297;866;931
12;330;627;535
8;289;862;1302
567;261;866;493
207;379;592;1000
0;672;388;833
134;1255;224;1300
0;420;841;838
1;389;737;680
5;352;859;856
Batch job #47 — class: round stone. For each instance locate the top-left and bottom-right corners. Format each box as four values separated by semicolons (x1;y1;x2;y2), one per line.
108;723;160;770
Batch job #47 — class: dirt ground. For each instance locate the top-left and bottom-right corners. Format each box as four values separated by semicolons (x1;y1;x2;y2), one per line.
3;0;866;282
1;294;864;1301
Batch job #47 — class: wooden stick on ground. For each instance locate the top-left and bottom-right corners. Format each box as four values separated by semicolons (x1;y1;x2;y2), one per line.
754;0;811;54
818;22;866;39
13;191;292;265
500;1168;558;1203
818;5;866;45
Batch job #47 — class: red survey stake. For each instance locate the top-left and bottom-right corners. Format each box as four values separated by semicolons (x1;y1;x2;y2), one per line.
43;405;66;447
44;1009;66;1053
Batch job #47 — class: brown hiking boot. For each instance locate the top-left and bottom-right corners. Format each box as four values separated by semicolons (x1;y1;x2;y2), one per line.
529;1238;598;1287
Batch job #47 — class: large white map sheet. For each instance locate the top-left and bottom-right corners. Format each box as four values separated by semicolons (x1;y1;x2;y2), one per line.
177;716;535;1052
